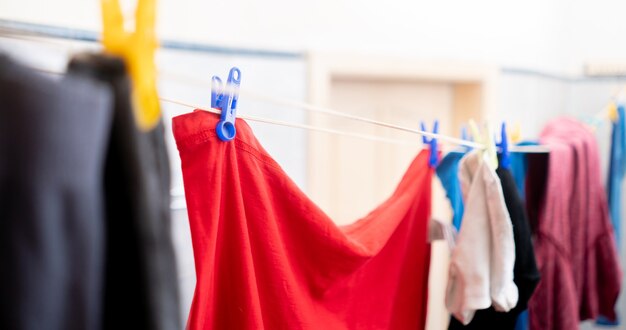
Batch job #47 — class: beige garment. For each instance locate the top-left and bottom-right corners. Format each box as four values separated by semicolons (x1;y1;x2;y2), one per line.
445;150;518;325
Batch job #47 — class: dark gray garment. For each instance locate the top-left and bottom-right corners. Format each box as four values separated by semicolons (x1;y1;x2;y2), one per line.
0;54;113;330
67;53;181;330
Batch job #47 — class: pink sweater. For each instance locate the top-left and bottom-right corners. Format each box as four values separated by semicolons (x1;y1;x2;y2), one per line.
526;118;622;330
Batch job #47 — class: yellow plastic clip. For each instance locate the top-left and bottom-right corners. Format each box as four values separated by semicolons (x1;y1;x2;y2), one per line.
510;122;522;144
101;0;160;131
607;101;619;122
468;119;481;146
484;120;498;170
468;119;498;170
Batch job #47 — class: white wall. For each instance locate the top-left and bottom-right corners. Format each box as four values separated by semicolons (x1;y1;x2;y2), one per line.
2;0;625;75
563;0;626;74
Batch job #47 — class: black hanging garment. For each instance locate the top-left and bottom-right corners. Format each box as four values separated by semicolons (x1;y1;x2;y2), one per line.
0;54;113;330
448;165;540;329
67;53;181;330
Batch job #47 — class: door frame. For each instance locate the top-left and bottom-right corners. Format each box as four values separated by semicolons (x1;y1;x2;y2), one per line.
306;52;499;194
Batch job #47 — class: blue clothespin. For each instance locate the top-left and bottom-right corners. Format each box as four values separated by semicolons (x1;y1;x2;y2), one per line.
212;67;241;142
420;120;439;168
211;76;223;109
460;125;469;141
497;122;510;169
460;125;473;151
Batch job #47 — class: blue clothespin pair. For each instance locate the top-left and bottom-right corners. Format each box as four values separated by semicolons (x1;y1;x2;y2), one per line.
420;120;439;168
497;122;510;169
211;67;241;141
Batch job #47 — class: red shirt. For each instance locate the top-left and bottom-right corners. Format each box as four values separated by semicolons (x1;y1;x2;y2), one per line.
173;110;433;329
526;118;622;330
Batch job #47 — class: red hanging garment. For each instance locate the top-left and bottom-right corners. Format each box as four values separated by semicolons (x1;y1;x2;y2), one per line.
526;118;622;330
173;110;433;330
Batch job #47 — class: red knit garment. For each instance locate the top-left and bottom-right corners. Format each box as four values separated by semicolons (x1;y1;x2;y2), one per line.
173;110;433;330
526;118;622;330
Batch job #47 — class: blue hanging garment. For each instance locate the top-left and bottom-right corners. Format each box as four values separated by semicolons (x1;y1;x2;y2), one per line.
435;151;466;230
596;105;625;327
606;105;626;249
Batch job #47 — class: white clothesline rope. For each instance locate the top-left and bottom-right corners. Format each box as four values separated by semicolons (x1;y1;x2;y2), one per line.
159;97;420;146
27;66;431;147
159;73;556;153
5;30;626;152
0;32;551;152
29;64;491;149
28;64;551;152
159;71;485;148
159;72;553;152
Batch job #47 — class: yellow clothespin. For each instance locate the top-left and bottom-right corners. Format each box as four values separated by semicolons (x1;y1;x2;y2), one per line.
484;121;498;170
468;120;481;148
468;119;498;170
607;101;619;122
510;122;522;144
101;0;160;131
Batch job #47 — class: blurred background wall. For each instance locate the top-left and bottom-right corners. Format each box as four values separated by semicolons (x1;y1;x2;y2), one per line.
3;0;626;74
1;1;624;329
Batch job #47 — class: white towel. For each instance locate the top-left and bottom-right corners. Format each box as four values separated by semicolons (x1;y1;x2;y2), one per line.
445;150;519;325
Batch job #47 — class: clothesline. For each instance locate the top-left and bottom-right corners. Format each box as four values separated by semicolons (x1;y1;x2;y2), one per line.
159;98;553;153
162;71;553;152
160;71;483;147
31;64;553;152
0;32;553;152
0;28;615;152
0;32;553;151
26;65;437;147
159;97;420;146
30;65;449;147
20;63;480;150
